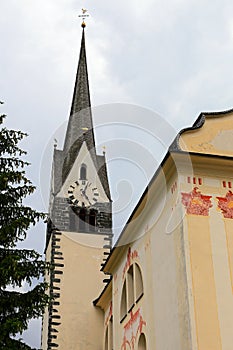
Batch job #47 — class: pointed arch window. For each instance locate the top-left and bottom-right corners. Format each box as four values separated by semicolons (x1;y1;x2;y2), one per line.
80;163;87;180
120;280;127;321
120;262;144;322
127;265;134;310
104;326;108;350
104;316;113;350
138;333;147;350
135;263;143;302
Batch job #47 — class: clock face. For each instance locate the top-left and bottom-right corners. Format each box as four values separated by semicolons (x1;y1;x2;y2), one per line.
68;181;99;207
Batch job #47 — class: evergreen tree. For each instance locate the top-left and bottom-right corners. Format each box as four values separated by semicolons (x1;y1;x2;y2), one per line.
0;104;50;349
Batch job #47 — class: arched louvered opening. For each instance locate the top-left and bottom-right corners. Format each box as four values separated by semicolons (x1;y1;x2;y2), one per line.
89;209;97;231
138;333;147;350
80;163;87;180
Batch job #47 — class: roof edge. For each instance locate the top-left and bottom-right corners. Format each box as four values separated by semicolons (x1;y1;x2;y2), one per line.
170;106;233;152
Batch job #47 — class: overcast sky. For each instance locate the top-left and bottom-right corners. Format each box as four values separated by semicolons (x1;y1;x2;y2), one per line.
1;0;233;347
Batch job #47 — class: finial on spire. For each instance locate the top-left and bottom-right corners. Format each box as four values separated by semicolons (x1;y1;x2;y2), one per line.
78;8;89;28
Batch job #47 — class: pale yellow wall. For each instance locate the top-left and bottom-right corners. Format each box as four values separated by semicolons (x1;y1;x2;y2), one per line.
42;232;106;350
56;232;105;350
101;151;233;350
179;160;233;350
179;112;233;156
148;181;191;350
104;169;192;350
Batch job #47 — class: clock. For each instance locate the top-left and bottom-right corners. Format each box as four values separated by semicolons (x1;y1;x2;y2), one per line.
68;181;99;207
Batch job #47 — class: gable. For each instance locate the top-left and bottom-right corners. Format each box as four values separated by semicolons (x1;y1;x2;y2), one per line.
58;141;109;203
179;110;233;157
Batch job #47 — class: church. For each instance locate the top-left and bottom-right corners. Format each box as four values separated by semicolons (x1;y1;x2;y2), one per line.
41;21;233;350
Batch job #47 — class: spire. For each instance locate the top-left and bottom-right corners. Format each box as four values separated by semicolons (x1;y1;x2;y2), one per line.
63;25;94;154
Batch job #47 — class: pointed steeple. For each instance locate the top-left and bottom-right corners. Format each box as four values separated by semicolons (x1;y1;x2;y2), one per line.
63;25;94;154
58;23;111;199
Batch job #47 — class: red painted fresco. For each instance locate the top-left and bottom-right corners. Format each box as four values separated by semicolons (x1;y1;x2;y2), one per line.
122;247;139;279
105;301;112;326
217;191;233;219
121;308;146;350
181;187;212;216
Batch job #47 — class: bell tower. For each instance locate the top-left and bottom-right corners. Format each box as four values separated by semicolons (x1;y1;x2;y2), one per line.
41;20;112;350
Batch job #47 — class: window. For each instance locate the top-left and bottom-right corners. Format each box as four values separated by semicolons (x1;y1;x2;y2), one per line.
89;209;97;231
104;317;113;350
69;208;97;233
127;266;134;310
109;317;113;350
120;262;144;322
79;208;86;231
135;263;143;302
138;333;146;350
120;281;127;321
80;163;87;180
104;327;108;350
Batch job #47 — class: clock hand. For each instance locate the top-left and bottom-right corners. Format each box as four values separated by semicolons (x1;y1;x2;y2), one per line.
80;189;92;206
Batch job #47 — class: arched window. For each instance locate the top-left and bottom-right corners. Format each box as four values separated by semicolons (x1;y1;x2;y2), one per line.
104;327;108;350
109;317;113;350
80;163;87;180
135;263;143;302
120;280;127;321
127;265;134;310
120;262;144;322
104;317;113;350
138;333;147;350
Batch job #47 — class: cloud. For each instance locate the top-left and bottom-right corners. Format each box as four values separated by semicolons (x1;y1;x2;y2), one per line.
1;0;233;347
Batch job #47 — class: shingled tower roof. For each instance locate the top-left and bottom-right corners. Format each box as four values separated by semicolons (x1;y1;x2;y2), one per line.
51;25;111;200
63;26;95;155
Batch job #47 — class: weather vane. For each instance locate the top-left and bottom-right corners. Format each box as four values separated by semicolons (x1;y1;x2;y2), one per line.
78;8;89;27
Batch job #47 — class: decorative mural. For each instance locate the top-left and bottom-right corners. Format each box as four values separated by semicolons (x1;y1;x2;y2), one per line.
181;187;212;216
217;191;233;219
121;308;146;350
171;181;177;194
122;247;139;279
